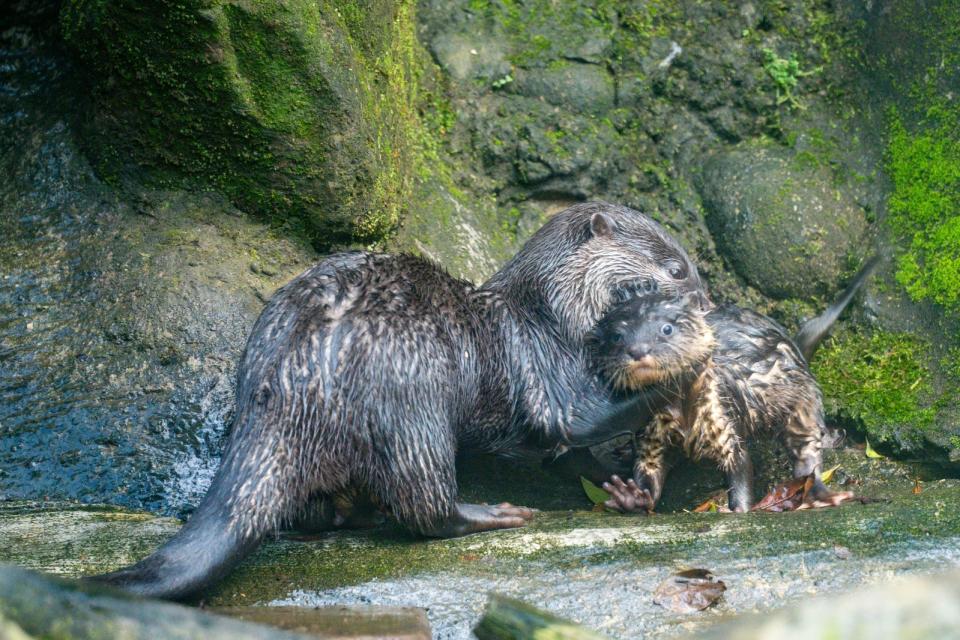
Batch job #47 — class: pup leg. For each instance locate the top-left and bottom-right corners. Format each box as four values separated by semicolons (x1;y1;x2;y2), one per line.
604;414;674;513
786;405;828;498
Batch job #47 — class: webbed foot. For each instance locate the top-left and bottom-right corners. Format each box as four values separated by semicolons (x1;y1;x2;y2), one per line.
423;502;535;538
602;475;656;514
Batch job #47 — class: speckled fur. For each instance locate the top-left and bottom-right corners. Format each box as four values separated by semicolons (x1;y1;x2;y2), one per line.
91;202;708;599
591;293;846;512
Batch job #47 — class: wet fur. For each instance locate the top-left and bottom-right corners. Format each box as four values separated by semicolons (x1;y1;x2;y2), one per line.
590;261;875;511
90;202;707;599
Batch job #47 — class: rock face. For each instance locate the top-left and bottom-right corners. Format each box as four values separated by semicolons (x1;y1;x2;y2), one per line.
1;0;959;522
700;141;869;298
0;14;316;513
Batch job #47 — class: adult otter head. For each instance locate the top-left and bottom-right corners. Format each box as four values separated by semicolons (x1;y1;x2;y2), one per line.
486;201;710;342
588;291;716;390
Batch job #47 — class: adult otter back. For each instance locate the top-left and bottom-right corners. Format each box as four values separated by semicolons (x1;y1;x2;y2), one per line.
91;202;708;600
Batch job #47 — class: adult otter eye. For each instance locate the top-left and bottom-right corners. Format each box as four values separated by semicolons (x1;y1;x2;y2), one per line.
660;323;674;336
668;264;686;280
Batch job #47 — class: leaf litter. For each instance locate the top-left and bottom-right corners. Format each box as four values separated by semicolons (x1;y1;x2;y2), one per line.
653;568;726;613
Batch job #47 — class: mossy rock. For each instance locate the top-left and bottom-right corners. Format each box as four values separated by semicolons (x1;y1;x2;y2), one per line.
700;141;869;299
0;564;314;640
59;0;426;245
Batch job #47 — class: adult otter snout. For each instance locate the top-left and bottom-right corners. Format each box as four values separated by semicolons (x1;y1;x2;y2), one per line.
90;202;707;600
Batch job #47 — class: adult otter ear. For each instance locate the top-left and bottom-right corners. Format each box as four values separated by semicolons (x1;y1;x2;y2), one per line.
590;211;617;237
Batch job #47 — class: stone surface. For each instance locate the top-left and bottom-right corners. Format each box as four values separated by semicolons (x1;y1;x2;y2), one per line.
2;449;959;640
691;570;960;640
699;141;869;299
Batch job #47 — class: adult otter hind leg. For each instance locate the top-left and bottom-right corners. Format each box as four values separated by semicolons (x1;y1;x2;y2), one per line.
367;413;534;538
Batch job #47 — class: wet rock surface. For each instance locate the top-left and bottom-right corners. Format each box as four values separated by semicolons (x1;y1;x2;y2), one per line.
0;15;316;514
2;450;958;639
1;2;960;638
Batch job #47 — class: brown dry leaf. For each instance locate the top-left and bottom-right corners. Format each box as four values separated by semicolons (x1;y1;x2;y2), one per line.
913;478;923;495
753;474;863;512
692;491;730;513
751;476;814;512
653;568;726;613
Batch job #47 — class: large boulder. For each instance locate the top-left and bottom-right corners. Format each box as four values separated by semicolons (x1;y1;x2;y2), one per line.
59;0;426;244
699;141;869;299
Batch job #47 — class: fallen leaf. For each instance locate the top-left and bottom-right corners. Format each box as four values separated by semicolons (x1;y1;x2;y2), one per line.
693;491;730;513
865;439;883;459
913;478;923;494
653;569;726;613
751;476;813;512
752;475;862;512
834;545;852;560
580;476;611;505
820;464;841;484
797;490;858;510
695;501;718;513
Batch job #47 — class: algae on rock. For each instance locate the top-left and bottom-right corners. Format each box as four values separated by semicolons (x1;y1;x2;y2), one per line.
60;0;426;244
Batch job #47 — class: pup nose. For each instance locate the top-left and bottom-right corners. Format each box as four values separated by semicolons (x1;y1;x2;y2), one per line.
628;344;651;360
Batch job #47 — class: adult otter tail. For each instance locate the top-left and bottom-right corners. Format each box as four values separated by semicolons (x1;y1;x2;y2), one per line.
794;256;880;362
87;409;304;600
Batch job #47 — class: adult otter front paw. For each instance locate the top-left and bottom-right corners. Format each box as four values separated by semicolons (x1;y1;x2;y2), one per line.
602;475;656;514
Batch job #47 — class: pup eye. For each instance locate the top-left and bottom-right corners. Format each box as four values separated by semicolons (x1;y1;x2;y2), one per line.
660;323;674;336
668;265;685;279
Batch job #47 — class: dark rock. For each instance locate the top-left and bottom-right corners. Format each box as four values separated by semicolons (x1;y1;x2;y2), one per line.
0;23;316;514
700;141;869;298
509;63;615;116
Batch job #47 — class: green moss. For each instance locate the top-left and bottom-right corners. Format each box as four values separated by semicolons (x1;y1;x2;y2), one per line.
812;330;937;446
886;109;960;312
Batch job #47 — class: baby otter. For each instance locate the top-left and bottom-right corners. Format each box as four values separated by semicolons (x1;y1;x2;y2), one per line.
589;259;877;512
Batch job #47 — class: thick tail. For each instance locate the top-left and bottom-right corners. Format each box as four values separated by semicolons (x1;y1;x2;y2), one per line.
86;423;302;600
794;255;881;362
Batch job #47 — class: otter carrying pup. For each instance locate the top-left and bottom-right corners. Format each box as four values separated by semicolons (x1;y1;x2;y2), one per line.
90;202;709;600
589;257;878;512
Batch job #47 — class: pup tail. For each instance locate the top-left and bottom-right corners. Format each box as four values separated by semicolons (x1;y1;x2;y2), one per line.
794;255;881;362
87;412;302;600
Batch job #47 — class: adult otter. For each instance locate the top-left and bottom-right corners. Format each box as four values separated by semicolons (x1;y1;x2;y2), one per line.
590;257;878;512
91;202;708;600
